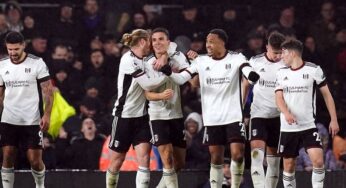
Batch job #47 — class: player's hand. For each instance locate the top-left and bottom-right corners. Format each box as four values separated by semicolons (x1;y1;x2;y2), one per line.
160;89;173;100
153;54;168;70
329;120;339;137
40;114;50;132
186;50;198;60
284;112;296;125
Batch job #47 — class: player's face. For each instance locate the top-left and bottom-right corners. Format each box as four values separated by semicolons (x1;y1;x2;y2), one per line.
206;33;225;57
6;42;25;63
151;32;170;55
266;45;282;62
281;49;293;66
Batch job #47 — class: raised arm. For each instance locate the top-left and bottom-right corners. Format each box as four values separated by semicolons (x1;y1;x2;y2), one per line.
319;85;339;137
132;69;168;91
40;79;54;132
144;89;173;101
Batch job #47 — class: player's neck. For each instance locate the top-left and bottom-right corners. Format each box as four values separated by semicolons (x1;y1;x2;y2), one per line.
290;57;304;70
212;49;227;60
131;47;144;59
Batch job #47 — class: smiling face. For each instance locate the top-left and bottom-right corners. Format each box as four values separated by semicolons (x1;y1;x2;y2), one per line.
206;33;225;58
6;42;25;63
151;31;170;55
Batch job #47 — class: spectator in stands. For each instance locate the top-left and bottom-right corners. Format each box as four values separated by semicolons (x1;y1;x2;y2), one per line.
5;1;23;32
242;31;264;59
128;10;149;31
50;2;79;49
184;112;209;170
302;36;323;67
190;32;205;54
309;1;341;52
26;32;49;61
21;13;36;40
65;118;105;169
0;12;9;57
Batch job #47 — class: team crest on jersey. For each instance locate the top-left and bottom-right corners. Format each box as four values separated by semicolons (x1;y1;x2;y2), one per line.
154;134;159;143
260;68;265;72
206;66;210;71
225;64;231;69
114;140;119;147
25;68;31;73
283;76;288;81
252;129;257;136
303;74;309;79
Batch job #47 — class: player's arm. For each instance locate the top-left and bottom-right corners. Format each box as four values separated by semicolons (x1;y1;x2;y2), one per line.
240;63;260;84
275;89;296;125
144;89;173;101
131;69;167;91
242;77;251;107
159;65;193;85
319;85;339;137
40;79;54;132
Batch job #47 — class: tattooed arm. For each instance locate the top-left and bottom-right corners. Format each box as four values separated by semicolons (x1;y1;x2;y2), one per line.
40;80;54;132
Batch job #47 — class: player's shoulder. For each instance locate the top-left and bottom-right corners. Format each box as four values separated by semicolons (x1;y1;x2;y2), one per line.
0;56;10;62
278;66;290;72
27;53;41;60
144;53;155;62
250;53;265;61
305;62;318;68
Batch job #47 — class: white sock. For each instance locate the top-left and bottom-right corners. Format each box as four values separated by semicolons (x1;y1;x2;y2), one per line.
231;160;244;188
163;168;178;188
251;148;265;188
312;167;325;188
31;166;45;188
283;171;296;188
1;167;14;188
210;164;223;188
265;156;280;188
136;166;150;188
106;169;119;188
156;176;166;188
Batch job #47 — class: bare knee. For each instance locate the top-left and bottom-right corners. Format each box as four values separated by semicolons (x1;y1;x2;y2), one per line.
283;158;296;173
2;147;16;168
109;152;126;172
159;145;174;168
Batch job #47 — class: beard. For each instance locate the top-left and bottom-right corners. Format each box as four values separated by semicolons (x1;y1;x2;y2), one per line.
10;51;24;63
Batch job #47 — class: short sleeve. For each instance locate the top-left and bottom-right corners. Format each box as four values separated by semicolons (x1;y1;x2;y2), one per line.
119;55;140;75
314;66;327;88
185;57;199;76
36;58;50;82
170;52;190;71
0;75;3;86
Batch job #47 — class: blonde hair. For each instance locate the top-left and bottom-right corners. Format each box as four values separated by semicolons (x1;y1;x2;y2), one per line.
121;29;149;47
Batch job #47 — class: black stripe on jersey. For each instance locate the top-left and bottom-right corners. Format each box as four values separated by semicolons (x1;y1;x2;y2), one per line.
305;62;317;68
131;69;144;78
36;79;44;117
115;74;133;117
144;54;154;62
185;69;197;77
239;63;251;76
317;80;327;88
37;76;50;83
27;54;40;59
238;71;244;122
312;81;317;119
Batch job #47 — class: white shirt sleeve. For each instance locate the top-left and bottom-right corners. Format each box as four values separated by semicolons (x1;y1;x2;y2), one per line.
0;75;3;86
169;58;198;85
275;71;283;92
36;58;50;81
170;51;190;71
314;66;327;87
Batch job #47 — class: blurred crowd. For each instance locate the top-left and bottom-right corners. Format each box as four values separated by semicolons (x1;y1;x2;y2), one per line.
0;0;346;174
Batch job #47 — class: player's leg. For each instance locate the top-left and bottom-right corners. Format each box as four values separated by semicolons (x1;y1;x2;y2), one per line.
265;117;281;188
133;116;153;188
278;131;300;188
171;118;186;172
25;125;45;188
228;122;246;188
204;126;226;188
305;128;325;188
150;120;178;188
249;118;266;188
107;116;133;188
0;123;18;188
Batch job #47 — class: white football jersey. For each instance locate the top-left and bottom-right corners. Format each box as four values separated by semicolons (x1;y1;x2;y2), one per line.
112;51;167;118
0;54;50;126
145;52;189;121
275;62;326;132
249;53;286;118
175;51;253;126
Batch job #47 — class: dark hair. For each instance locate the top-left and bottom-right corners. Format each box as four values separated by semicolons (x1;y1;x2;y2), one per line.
268;32;286;50
152;27;170;39
209;29;228;44
5;31;25;44
281;39;303;56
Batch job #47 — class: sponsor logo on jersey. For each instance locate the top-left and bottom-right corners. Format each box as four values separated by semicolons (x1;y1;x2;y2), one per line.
206;77;231;85
258;79;276;88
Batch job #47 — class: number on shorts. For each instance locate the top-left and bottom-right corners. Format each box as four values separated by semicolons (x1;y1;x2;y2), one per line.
313;132;321;143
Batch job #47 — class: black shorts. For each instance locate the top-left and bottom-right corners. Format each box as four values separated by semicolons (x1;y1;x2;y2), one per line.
0;123;43;149
108;115;151;153
249;117;280;148
202;122;246;145
149;118;186;148
278;128;322;158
